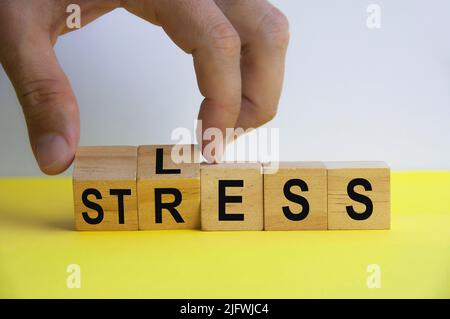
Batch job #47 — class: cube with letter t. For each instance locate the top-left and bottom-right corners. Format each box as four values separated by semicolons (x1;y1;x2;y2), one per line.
326;161;390;230
73;146;138;231
137;145;200;230
201;163;263;231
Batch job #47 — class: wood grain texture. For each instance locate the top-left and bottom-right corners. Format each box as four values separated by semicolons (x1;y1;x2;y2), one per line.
326;161;390;230
73;146;138;231
263;162;327;230
137;145;200;230
201;162;263;231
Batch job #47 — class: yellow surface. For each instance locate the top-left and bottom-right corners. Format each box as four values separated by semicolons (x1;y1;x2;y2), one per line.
0;172;449;299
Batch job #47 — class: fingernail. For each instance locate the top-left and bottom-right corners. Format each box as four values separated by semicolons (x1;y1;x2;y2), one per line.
36;133;71;171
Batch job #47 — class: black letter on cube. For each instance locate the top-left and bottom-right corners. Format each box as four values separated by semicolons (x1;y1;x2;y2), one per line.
282;178;310;221
218;180;244;221
154;188;184;223
346;178;373;220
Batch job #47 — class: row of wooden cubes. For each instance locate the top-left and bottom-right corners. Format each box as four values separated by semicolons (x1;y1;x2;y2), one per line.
73;145;390;231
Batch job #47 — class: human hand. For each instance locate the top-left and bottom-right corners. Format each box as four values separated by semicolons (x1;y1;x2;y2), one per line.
0;0;289;174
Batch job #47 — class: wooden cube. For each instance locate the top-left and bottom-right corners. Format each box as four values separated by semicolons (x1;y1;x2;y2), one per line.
263;162;327;230
137;145;200;230
201;163;263;231
326;162;390;230
73;146;138;231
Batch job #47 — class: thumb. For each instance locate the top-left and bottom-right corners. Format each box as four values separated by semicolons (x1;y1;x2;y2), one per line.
1;35;79;175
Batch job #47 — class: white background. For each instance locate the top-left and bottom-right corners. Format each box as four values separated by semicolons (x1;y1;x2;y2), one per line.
1;0;449;175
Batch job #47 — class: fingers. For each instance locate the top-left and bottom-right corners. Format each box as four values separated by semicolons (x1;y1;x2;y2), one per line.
214;0;289;131
124;0;288;159
0;33;79;175
122;0;242;162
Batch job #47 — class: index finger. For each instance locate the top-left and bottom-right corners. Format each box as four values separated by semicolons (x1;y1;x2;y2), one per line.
215;0;290;130
122;0;243;162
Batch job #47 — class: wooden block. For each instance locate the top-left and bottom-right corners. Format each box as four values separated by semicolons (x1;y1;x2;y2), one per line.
73;146;138;231
137;145;200;230
326;162;390;230
263;162;327;230
201;163;263;231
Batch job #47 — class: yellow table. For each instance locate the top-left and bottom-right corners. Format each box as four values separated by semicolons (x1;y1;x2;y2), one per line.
0;172;449;298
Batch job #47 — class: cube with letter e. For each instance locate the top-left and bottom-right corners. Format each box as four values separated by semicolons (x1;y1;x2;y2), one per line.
201;163;263;231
